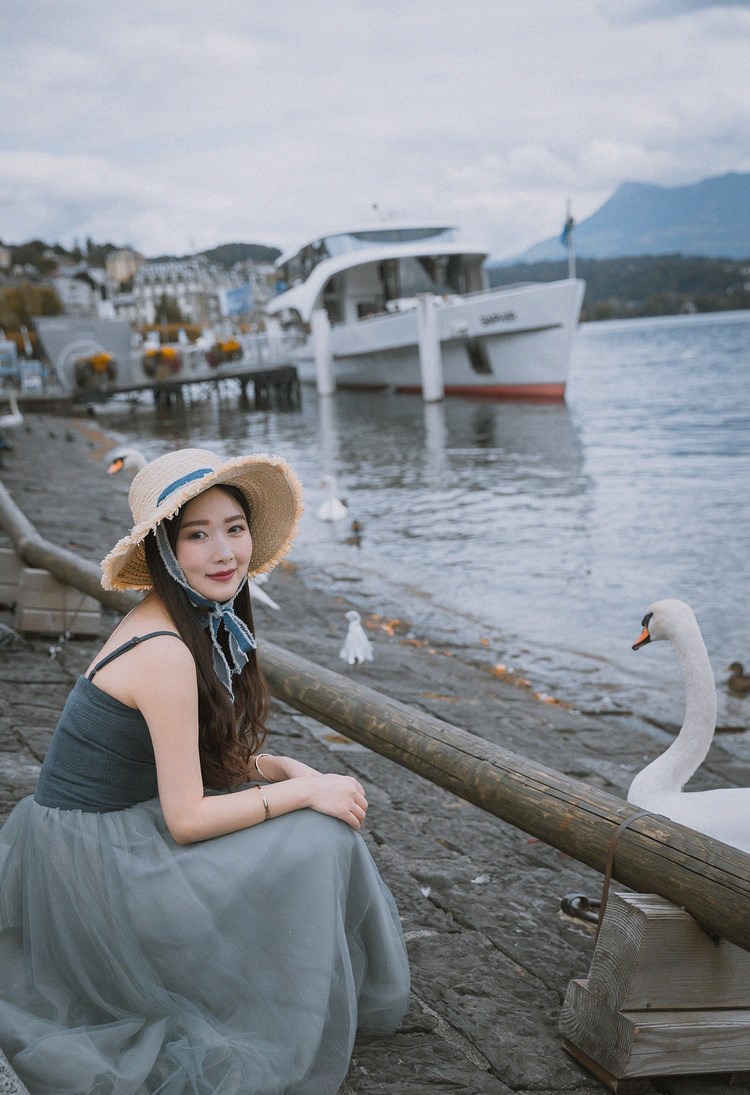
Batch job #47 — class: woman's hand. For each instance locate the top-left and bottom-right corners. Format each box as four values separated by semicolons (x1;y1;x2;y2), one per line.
304;773;368;830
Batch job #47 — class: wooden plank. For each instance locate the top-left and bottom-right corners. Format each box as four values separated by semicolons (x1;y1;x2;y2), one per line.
587;893;750;1010
18;567;101;613
560;978;750;1078
14;606;101;637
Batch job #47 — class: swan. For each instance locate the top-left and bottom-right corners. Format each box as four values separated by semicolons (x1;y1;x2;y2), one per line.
628;598;750;853
0;390;23;432
726;662;750;695
317;475;348;522
106;446;148;476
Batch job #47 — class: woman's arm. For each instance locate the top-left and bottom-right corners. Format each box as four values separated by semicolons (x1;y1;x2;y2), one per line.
135;640;367;844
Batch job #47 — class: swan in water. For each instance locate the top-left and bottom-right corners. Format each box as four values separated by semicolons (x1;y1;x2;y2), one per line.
628;598;750;853
317;475;348;522
0;390;23;432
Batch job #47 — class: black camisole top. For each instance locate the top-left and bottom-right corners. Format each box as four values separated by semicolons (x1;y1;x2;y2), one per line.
34;631;182;813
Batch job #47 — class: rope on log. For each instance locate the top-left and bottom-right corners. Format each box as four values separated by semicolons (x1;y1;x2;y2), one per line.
2;477;750;951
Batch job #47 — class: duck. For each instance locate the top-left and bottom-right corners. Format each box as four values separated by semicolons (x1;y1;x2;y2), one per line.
106;446;148;477
726;662;750;696
317;475;348;522
0;390;23;432
628;598;750;853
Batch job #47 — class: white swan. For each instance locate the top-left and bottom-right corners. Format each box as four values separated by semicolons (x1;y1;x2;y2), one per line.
317;475;348;522
106;446;148;476
628;598;750;853
0;390;23;432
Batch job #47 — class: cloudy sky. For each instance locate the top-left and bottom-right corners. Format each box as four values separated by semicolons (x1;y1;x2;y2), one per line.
2;0;749;261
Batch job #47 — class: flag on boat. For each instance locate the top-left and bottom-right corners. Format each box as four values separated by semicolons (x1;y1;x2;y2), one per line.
560;213;575;248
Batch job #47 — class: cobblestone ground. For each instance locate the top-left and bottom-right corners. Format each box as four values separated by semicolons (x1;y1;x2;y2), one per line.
0;413;748;1094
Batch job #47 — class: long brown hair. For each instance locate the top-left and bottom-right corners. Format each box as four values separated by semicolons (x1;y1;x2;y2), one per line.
143;484;269;788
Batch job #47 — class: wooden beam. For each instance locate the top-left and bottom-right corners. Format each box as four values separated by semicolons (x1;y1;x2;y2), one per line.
3;477;750;950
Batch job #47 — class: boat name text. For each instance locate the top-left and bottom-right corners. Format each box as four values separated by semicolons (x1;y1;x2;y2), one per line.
480;311;517;326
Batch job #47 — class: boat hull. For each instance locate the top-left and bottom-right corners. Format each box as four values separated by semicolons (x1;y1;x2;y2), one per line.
293;279;585;400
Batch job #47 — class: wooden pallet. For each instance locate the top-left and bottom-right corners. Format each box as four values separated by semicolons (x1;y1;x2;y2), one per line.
560;892;750;1092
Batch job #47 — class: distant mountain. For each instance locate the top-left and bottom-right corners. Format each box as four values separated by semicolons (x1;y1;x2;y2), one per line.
503;172;750;264
149;242;282;268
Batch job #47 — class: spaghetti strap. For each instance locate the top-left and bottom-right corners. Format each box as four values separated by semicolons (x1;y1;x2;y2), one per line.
87;631;182;681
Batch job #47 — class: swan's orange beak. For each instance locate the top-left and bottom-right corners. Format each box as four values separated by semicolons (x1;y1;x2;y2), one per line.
632;626;651;650
107;458;124;475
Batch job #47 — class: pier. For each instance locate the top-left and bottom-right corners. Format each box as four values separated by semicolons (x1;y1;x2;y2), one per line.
70;361;301;411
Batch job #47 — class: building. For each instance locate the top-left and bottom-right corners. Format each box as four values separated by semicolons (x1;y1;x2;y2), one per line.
132;257;241;327
105;248;144;288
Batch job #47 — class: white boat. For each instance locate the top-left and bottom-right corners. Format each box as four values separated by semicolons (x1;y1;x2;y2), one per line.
264;225;585;400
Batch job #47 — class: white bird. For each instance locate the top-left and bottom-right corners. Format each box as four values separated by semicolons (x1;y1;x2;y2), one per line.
0;390;23;432
339;610;374;666
628;598;750;853
106;446;148;477
317;475;348;522
249;574;280;611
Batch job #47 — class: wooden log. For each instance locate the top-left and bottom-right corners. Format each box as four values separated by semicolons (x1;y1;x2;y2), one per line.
3;479;750;952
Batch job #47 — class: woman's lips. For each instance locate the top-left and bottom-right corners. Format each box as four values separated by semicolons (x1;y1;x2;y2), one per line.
206;569;236;581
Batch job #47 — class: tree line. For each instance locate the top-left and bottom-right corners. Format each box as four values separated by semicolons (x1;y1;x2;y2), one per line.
487;254;750;320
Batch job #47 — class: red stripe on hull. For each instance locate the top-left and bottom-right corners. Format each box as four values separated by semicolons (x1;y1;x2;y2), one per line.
395;382;566;402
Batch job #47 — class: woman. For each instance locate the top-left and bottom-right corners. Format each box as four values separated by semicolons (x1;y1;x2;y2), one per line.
0;448;410;1095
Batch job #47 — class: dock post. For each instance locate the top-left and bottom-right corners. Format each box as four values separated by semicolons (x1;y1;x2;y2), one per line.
416;293;444;402
311;308;335;396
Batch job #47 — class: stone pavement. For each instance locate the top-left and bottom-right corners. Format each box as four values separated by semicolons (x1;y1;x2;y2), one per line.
1;414;749;1094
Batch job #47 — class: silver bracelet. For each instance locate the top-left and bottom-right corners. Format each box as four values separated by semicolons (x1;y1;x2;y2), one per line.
254;753;275;782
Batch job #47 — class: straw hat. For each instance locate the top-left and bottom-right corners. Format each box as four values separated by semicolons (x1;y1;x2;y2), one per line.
101;448;304;591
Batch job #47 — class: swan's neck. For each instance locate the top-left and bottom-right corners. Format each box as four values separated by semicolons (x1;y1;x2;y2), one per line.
631;625;717;799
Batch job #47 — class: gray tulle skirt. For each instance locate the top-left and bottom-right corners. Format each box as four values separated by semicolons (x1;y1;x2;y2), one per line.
0;795;410;1095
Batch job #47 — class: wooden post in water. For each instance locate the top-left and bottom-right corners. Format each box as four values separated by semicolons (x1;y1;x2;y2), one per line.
3;482;750;951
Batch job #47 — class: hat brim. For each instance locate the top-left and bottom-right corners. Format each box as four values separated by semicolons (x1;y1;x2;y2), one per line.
101;453;304;591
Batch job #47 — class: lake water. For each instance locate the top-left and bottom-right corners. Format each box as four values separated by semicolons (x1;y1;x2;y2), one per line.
98;310;750;737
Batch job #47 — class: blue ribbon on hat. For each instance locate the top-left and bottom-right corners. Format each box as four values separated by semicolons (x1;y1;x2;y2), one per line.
155;522;256;697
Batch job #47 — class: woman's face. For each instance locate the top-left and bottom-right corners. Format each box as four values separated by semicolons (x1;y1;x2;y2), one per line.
175;487;253;600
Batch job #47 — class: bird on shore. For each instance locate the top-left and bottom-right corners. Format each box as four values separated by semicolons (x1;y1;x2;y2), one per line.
106;446;148;477
317;475;348;522
339;610;374;666
0;390;23;433
726;662;750;696
628;598;750;852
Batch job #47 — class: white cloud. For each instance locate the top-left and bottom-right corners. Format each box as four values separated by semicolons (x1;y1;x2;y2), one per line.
1;0;749;259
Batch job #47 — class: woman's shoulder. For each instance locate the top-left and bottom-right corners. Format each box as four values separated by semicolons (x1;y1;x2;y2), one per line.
86;596;194;698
